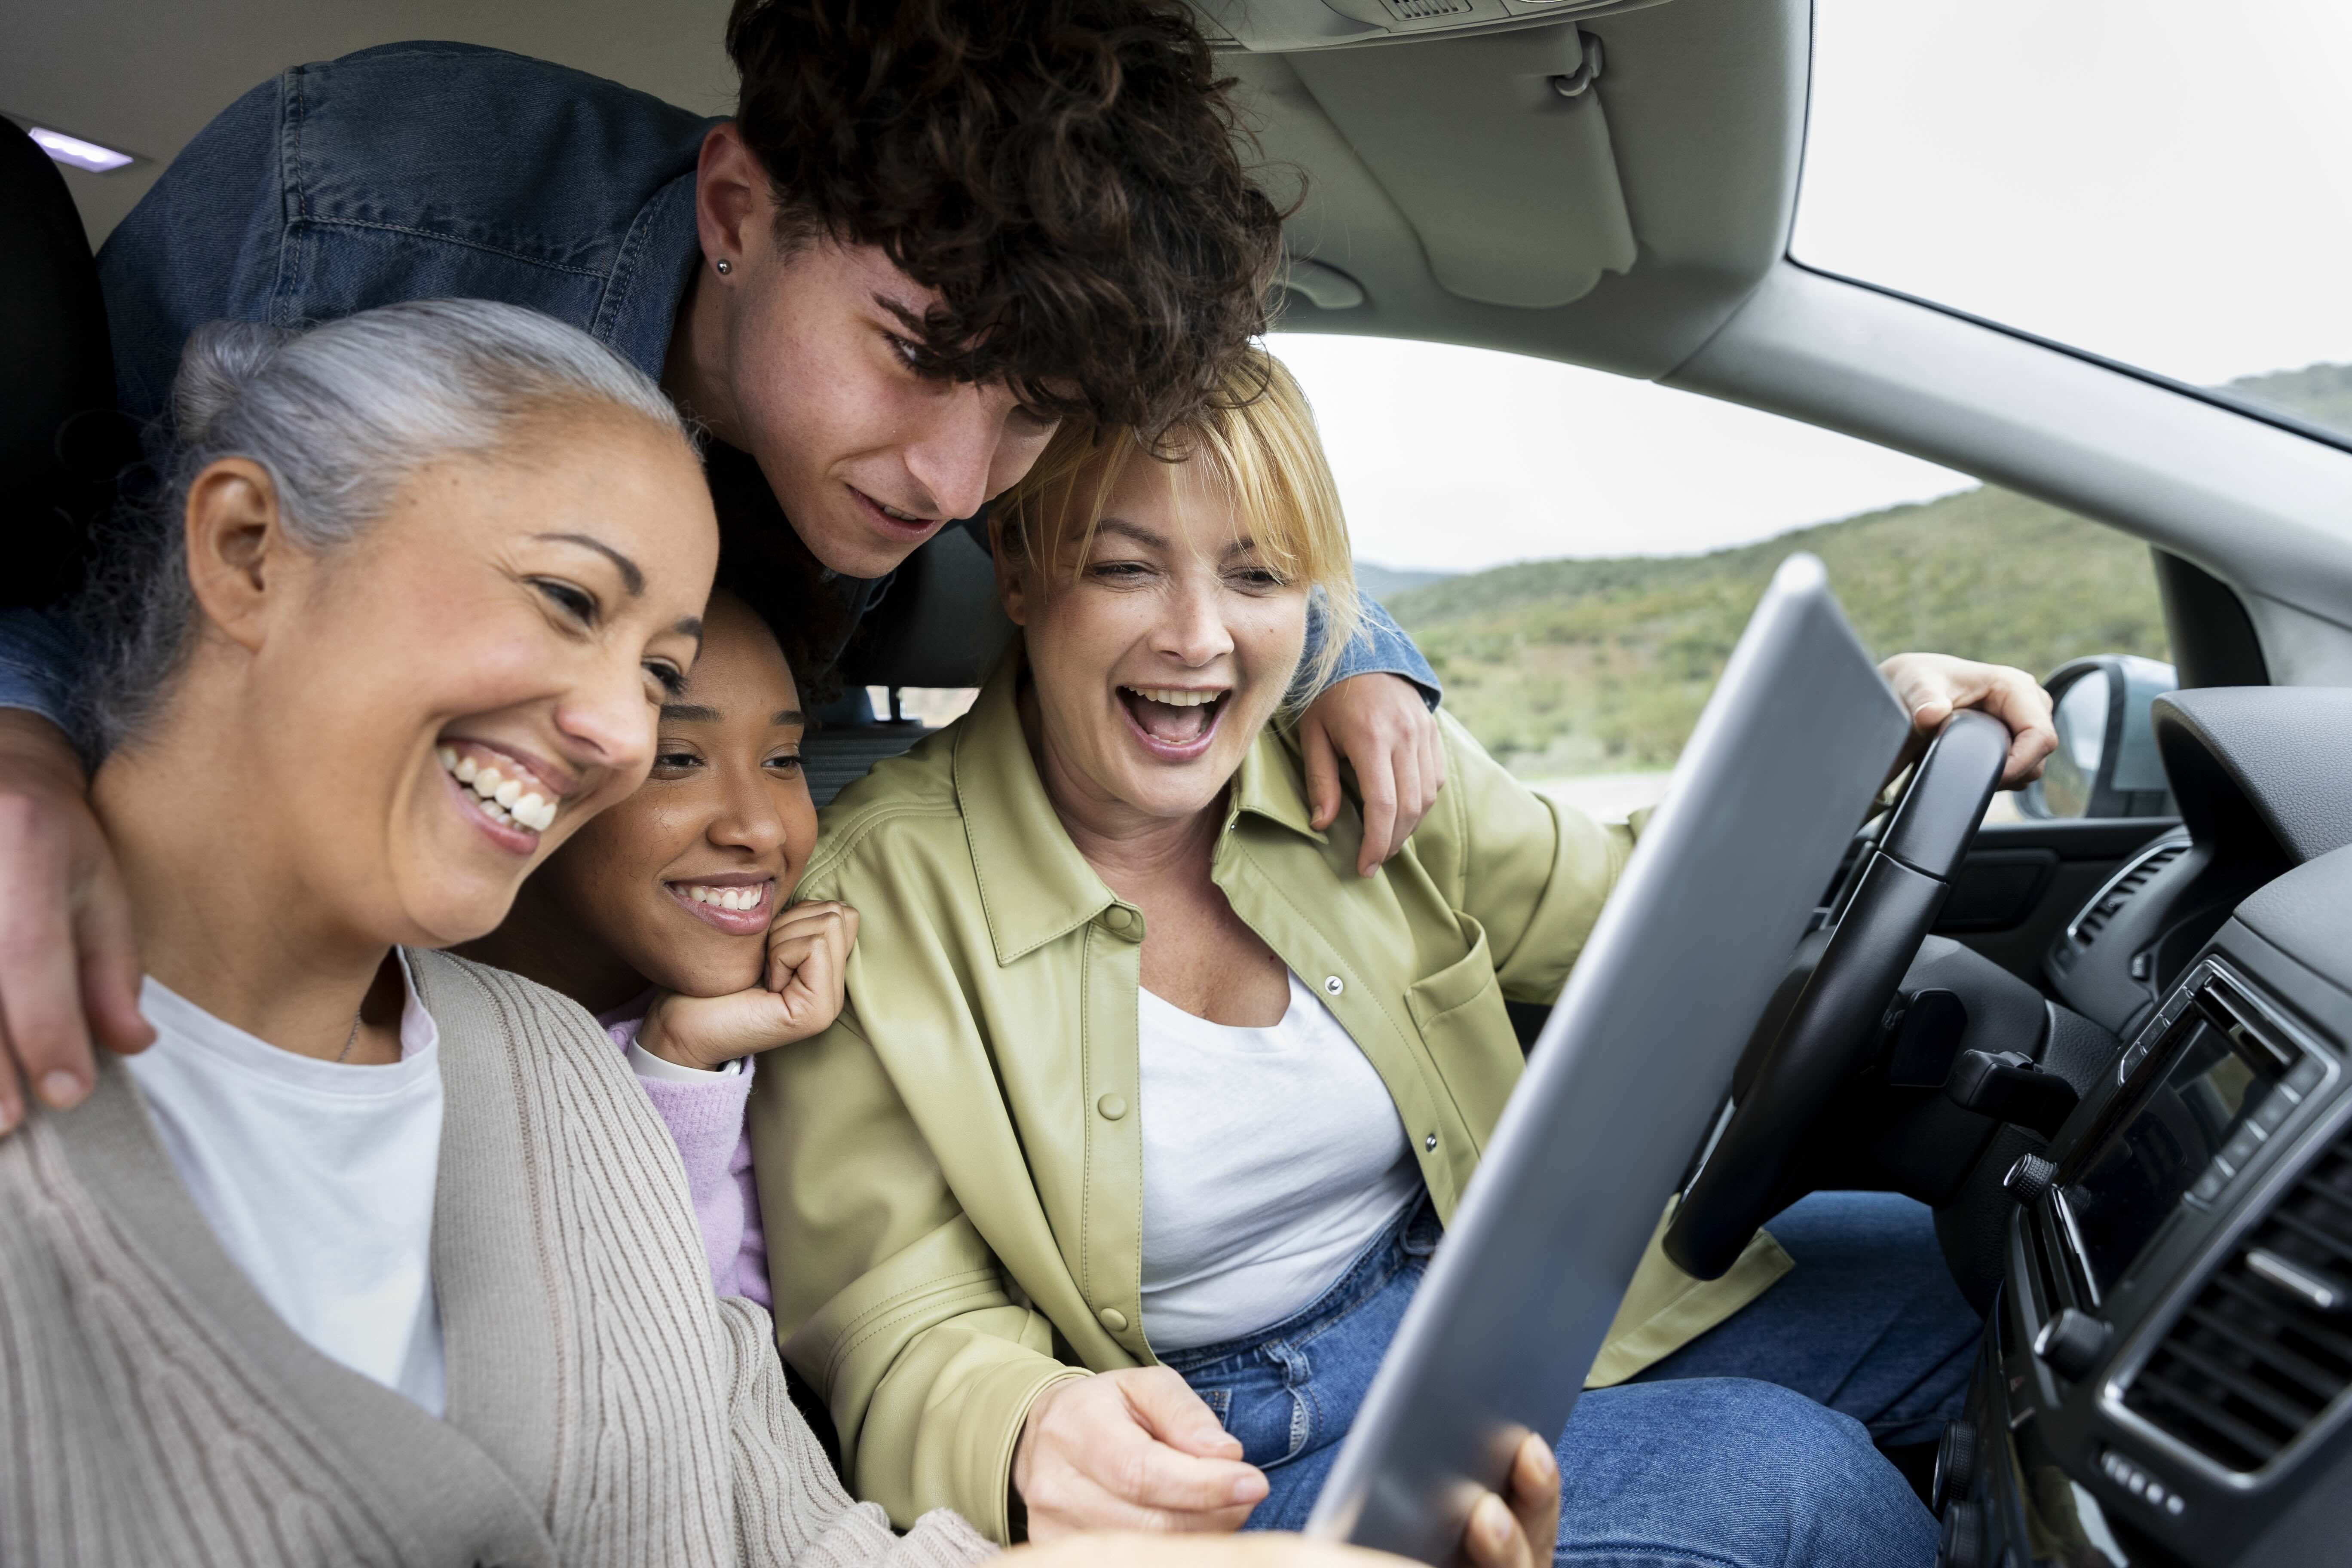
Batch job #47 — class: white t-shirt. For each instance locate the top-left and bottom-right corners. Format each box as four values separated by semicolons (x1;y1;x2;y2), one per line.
124;958;447;1416
1138;971;1420;1351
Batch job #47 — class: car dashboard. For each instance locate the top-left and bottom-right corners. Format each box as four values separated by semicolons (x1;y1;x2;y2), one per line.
1942;688;2352;1568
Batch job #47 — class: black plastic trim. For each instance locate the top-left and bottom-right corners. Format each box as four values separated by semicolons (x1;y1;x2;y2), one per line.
2153;549;2271;690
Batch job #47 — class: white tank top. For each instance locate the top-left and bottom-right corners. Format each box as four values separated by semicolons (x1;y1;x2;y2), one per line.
1138;971;1420;1351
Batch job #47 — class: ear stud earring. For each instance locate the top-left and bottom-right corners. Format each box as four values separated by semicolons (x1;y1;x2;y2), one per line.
714;258;733;276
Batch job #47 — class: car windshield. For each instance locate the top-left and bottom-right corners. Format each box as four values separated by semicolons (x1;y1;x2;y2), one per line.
1795;0;2352;447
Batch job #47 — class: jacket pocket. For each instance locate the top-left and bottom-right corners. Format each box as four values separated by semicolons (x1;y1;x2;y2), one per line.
1403;915;1516;1066
1404;915;1505;1033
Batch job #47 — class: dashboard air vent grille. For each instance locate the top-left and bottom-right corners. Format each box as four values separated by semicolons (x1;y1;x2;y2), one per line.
2074;842;2189;946
2122;1131;2352;1472
1384;0;1473;18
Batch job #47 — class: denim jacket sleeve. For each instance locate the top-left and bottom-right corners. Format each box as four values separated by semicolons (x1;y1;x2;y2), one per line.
0;608;77;728
96;44;711;423
97;77;289;424
1301;591;1441;708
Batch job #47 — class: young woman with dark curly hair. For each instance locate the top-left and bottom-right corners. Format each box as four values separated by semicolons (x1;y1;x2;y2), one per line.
0;0;1452;1130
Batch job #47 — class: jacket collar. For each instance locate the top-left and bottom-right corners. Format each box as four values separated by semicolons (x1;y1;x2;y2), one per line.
953;652;1326;968
1228;714;1328;846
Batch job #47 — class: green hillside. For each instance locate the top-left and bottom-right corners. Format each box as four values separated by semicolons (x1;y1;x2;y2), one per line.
1385;486;2171;778
1353;561;1455;602
1379;360;2350;779
2227;362;2352;436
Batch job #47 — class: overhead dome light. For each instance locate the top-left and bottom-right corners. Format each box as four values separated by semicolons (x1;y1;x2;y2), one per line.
28;125;134;173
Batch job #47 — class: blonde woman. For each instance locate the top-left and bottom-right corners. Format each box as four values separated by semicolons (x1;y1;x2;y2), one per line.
750;351;2061;1565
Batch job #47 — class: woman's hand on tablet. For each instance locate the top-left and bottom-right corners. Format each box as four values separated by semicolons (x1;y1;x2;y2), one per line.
1013;1368;1268;1540
636;902;859;1071
1461;1430;1560;1568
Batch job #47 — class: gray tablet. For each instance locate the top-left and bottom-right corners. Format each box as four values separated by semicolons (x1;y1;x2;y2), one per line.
1303;553;1912;1562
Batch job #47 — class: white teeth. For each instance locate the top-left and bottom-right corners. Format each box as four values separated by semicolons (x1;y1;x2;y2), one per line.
438;749;558;833
1129;687;1222;708
681;884;764;910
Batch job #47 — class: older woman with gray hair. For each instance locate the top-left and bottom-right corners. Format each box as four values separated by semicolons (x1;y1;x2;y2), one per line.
0;299;1009;1568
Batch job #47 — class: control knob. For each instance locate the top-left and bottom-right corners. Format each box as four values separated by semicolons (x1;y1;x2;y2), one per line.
1932;1418;1978;1513
2003;1153;2056;1207
1937;1498;1985;1568
2034;1307;2113;1383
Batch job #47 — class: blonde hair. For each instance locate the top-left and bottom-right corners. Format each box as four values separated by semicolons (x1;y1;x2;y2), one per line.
995;346;1362;695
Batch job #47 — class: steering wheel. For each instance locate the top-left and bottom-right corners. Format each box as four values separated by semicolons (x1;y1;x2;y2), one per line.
1663;709;2012;1280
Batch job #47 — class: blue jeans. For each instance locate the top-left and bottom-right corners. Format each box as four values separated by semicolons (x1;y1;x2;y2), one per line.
1161;1198;1941;1568
1629;1190;1982;1448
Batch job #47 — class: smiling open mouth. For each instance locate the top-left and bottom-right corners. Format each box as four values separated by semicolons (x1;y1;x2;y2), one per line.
665;878;775;934
1119;685;1227;749
438;745;560;835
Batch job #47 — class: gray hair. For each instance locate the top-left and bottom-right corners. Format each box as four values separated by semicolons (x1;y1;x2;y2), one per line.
76;299;695;756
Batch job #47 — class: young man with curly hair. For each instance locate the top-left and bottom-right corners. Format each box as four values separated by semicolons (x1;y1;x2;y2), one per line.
0;4;1447;1115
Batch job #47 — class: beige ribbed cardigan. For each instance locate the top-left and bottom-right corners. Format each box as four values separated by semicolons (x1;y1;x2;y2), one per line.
0;948;994;1568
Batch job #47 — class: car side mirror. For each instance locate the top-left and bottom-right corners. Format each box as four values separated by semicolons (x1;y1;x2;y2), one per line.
2019;655;2178;819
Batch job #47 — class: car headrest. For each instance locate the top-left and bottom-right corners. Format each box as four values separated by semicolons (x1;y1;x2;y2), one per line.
0;120;128;606
839;517;1017;689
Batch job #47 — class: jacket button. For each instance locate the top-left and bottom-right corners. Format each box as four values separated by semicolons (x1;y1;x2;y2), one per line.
1105;907;1133;932
1424;1132;1439;1151
1099;1307;1128;1332
1097;1093;1128;1121
1323;975;1344;996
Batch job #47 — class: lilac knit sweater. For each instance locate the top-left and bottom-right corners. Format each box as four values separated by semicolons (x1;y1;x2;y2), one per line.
602;1007;770;1306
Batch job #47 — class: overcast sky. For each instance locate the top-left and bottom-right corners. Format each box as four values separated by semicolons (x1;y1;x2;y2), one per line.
1278;0;2352;575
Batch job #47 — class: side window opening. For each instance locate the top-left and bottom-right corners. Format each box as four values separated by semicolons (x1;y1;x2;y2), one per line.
1272;333;2169;822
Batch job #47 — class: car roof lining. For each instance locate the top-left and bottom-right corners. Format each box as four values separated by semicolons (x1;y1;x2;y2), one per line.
6;0;1804;382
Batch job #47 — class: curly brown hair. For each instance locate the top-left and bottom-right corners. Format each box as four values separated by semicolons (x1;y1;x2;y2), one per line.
725;0;1286;436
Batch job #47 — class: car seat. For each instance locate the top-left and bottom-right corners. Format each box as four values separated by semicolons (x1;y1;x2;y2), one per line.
802;518;1016;805
0;119;131;608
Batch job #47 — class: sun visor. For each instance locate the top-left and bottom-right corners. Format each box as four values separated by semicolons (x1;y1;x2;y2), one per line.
1286;24;1637;309
1194;0;1649;52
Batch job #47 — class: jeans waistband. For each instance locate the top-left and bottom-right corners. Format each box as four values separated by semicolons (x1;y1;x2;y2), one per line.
1159;1194;1439;1375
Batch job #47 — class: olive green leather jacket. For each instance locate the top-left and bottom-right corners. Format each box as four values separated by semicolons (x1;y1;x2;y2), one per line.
749;659;1789;1541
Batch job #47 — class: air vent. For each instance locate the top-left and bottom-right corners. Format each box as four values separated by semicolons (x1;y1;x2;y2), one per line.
1382;0;1473;18
2120;1132;2352;1472
2071;840;2190;947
